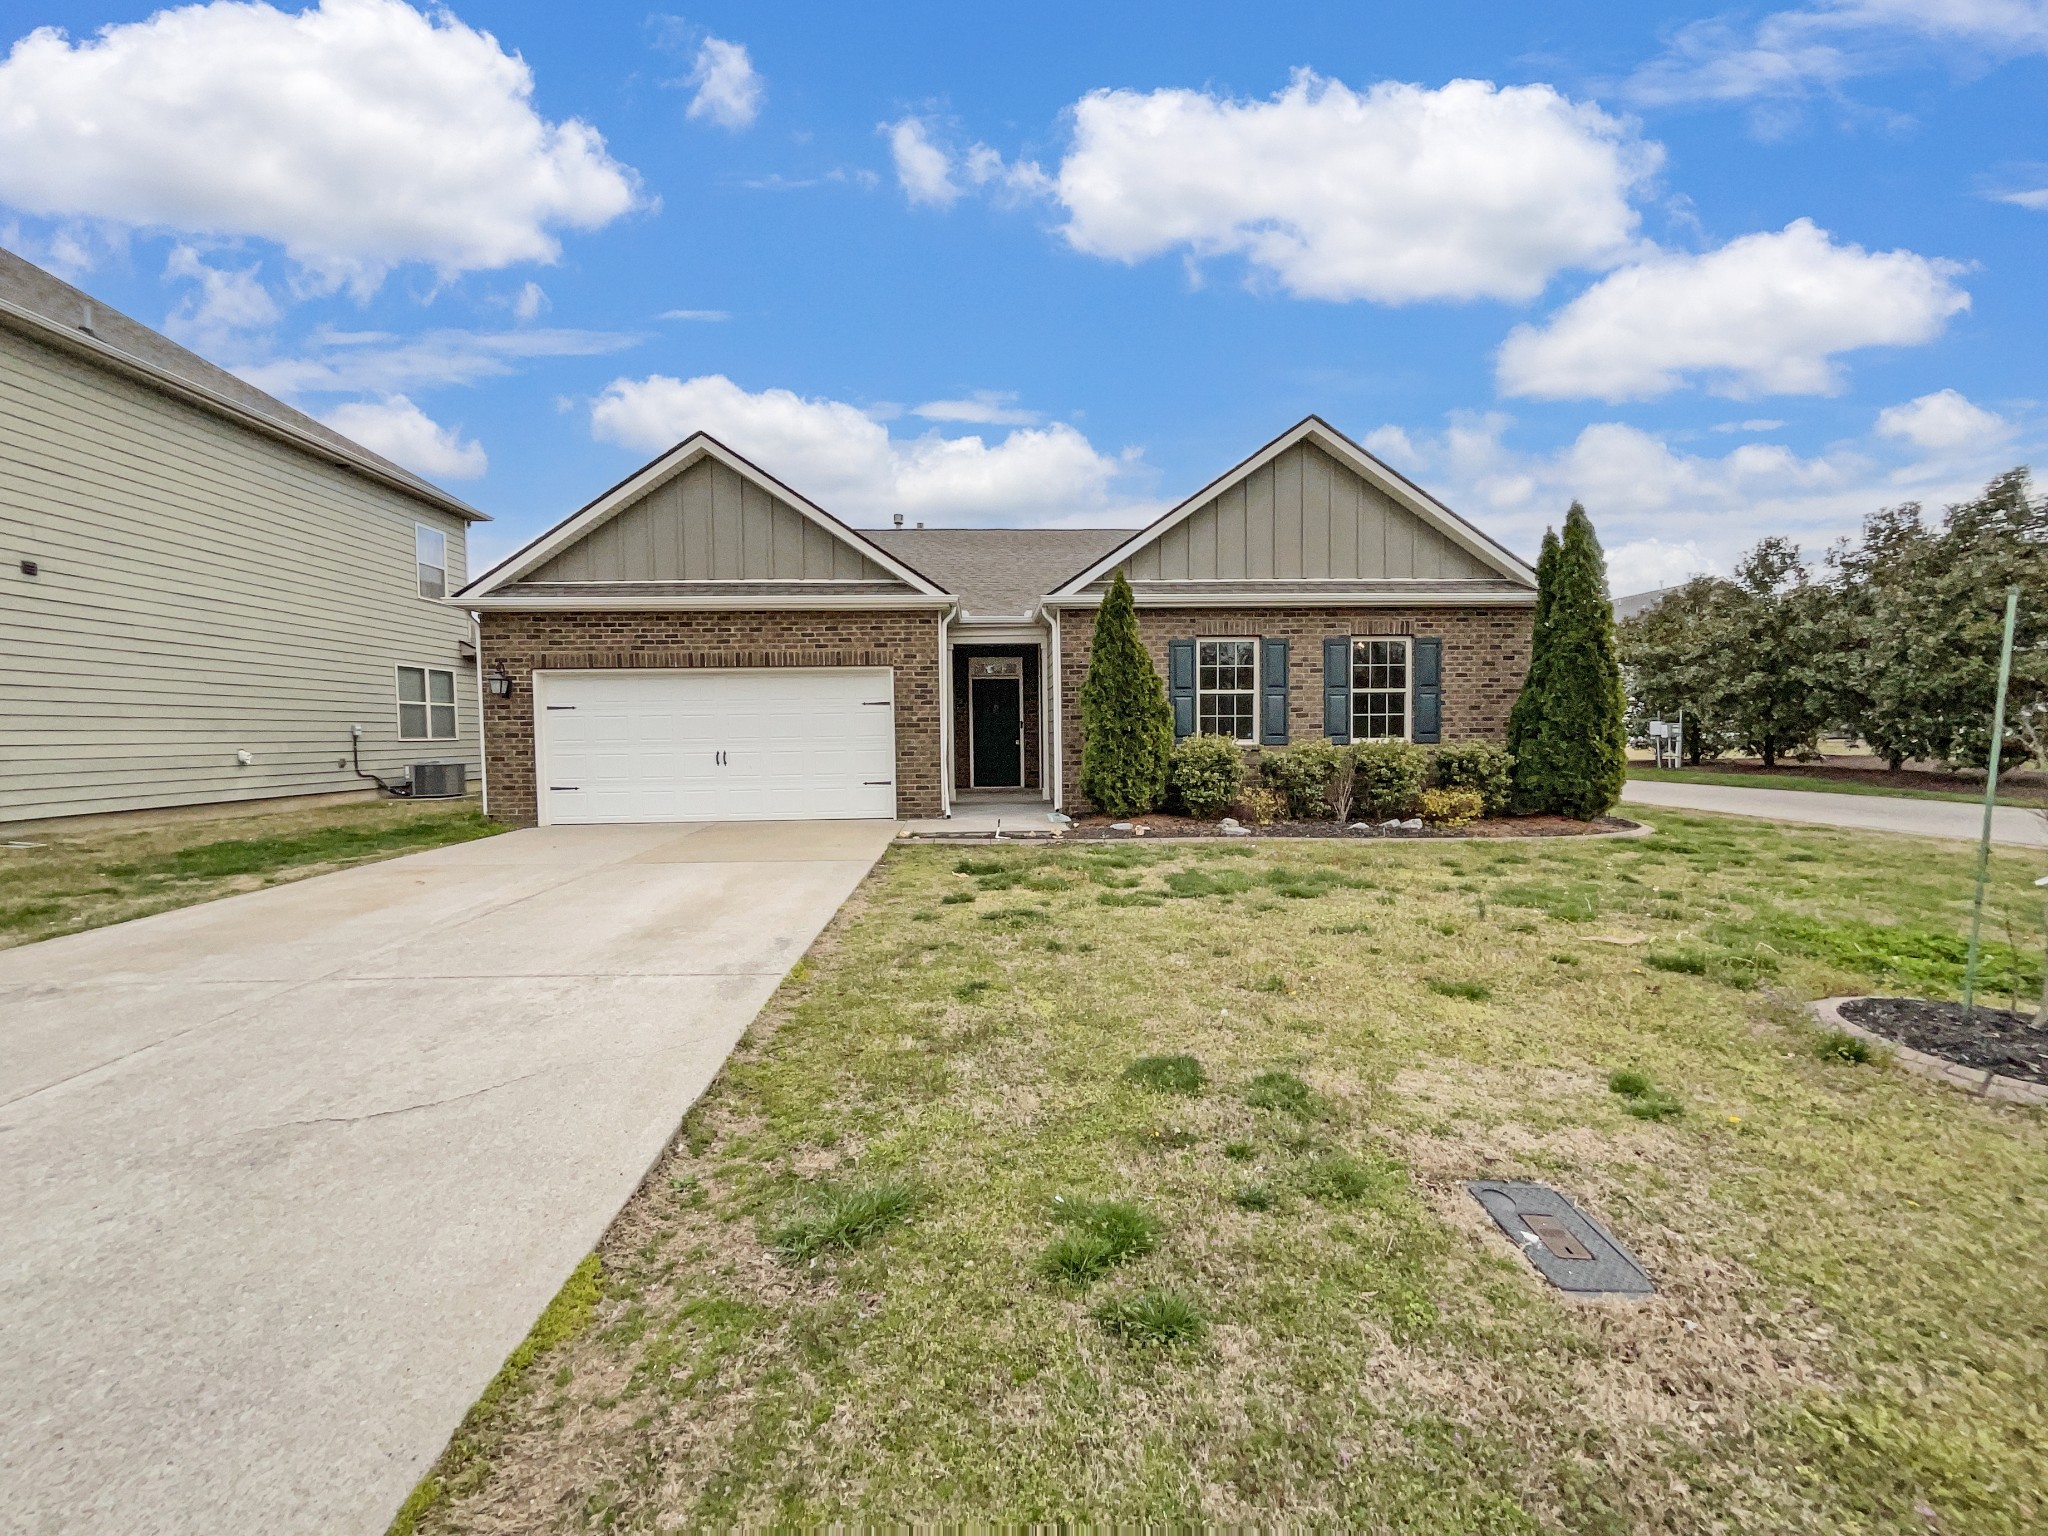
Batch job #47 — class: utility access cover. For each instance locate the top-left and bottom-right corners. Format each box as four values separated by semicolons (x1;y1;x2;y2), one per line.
1467;1181;1654;1297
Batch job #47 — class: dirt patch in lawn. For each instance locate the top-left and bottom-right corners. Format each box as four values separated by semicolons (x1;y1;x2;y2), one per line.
1840;996;2048;1085
1064;813;1639;840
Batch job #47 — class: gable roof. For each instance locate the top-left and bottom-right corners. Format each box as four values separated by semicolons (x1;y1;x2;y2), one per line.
864;527;1135;619
1048;416;1535;597
459;432;950;601
0;247;484;521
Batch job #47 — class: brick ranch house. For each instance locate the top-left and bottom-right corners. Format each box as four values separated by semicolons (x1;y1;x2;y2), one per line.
456;417;1537;826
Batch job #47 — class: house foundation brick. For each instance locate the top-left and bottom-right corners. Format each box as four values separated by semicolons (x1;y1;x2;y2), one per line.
1055;605;1533;811
478;609;943;825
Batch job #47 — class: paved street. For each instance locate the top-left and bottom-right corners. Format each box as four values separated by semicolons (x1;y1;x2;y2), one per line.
1620;779;2048;849
0;819;895;1536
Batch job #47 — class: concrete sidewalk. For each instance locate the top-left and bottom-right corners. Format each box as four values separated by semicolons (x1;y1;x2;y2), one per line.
0;819;894;1536
1620;779;2048;848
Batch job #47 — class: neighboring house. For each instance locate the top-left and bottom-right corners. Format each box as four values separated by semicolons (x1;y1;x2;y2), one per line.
0;250;487;824
460;417;1537;825
1613;585;1680;621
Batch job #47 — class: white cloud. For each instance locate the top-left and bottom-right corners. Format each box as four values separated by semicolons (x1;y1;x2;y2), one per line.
1496;219;1969;400
511;281;548;321
1049;72;1658;303
1996;185;2048;210
1627;0;2048;106
660;308;730;321
1367;406;2031;580
163;244;280;351
683;36;762;131
1713;418;1789;432
0;0;642;291
588;373;1146;524
885;118;962;207
913;390;1043;426
1876;388;2013;452
1606;539;1714;597
238;324;636;396
321;394;486;478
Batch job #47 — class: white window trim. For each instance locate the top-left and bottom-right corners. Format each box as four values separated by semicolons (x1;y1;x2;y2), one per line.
396;662;459;742
1196;636;1260;745
1350;634;1412;743
415;522;448;601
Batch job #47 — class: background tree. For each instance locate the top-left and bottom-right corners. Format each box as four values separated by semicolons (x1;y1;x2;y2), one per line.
1512;504;1627;817
1617;575;1730;764
1717;538;1832;767
1078;570;1172;815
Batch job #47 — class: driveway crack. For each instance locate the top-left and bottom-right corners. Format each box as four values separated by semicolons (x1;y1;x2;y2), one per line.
251;1070;549;1132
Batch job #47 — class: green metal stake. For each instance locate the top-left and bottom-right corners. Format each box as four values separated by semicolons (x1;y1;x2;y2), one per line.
1962;584;2022;1018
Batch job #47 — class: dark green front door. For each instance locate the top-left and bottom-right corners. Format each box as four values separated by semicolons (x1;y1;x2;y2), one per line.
970;677;1022;787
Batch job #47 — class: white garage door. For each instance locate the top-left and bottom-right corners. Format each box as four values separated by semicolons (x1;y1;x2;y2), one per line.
535;668;896;824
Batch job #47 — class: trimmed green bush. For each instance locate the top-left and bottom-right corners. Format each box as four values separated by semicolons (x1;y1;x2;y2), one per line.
1430;742;1515;816
1417;787;1484;828
1511;505;1627;818
1167;733;1245;818
1352;740;1428;819
1258;740;1349;819
1078;571;1173;815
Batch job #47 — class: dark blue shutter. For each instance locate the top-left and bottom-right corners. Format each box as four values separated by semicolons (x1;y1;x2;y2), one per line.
1260;637;1289;744
1323;637;1351;743
1412;636;1442;744
1167;639;1196;739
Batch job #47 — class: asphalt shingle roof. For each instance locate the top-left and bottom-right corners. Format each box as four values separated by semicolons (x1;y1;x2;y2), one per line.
864;526;1135;617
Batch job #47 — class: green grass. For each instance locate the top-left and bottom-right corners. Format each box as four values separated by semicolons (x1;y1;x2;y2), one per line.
1123;1054;1207;1094
0;799;500;949
1426;978;1493;1002
1094;1288;1210;1348
1607;1069;1684;1122
1816;1030;1879;1065
772;1177;924;1261
408;816;2048;1532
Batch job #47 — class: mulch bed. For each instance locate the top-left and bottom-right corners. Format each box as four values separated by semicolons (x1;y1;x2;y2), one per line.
1839;996;2048;1087
1063;813;1639;841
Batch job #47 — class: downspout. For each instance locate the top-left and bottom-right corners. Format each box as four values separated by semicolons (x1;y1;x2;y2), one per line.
1046;603;1064;811
938;604;954;818
473;610;490;819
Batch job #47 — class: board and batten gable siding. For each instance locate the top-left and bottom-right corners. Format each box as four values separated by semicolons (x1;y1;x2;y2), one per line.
0;322;478;823
1093;440;1498;585
525;455;901;584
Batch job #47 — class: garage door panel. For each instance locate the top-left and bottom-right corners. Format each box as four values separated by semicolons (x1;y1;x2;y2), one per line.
538;669;895;824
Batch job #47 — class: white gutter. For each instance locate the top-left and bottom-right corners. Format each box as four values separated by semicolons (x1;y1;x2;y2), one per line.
1043;588;1537;609
472;610;491;819
463;593;958;612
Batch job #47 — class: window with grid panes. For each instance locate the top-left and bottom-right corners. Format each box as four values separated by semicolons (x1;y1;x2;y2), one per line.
1351;637;1408;740
1196;638;1258;742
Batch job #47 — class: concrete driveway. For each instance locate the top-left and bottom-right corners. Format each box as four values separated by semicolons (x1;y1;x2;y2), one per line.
1621;779;2048;849
0;819;896;1536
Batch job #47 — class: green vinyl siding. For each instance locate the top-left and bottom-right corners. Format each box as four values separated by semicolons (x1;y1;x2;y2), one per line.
0;323;479;822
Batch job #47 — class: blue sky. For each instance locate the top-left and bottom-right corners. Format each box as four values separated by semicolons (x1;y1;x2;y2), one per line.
1;0;2042;591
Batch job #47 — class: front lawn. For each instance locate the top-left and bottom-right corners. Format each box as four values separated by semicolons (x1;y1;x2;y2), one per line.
405;813;2047;1533
0;796;500;948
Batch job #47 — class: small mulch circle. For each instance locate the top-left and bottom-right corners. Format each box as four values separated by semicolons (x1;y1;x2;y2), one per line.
1838;996;2048;1087
1064;813;1639;842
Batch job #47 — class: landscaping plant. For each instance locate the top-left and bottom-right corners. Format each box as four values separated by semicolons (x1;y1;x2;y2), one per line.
1235;784;1286;825
1352;740;1428;819
1417;787;1484;828
1166;733;1244;819
1259;740;1348;819
1428;742;1515;816
1510;504;1627;818
1078;570;1173;816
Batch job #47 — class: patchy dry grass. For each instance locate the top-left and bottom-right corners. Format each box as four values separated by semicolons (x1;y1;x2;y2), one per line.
407;813;2048;1532
0;797;500;948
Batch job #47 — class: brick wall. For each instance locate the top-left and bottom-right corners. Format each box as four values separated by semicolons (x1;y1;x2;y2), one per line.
478;608;944;825
1055;605;1533;810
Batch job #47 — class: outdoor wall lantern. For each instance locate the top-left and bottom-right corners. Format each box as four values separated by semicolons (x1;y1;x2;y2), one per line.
487;661;515;698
